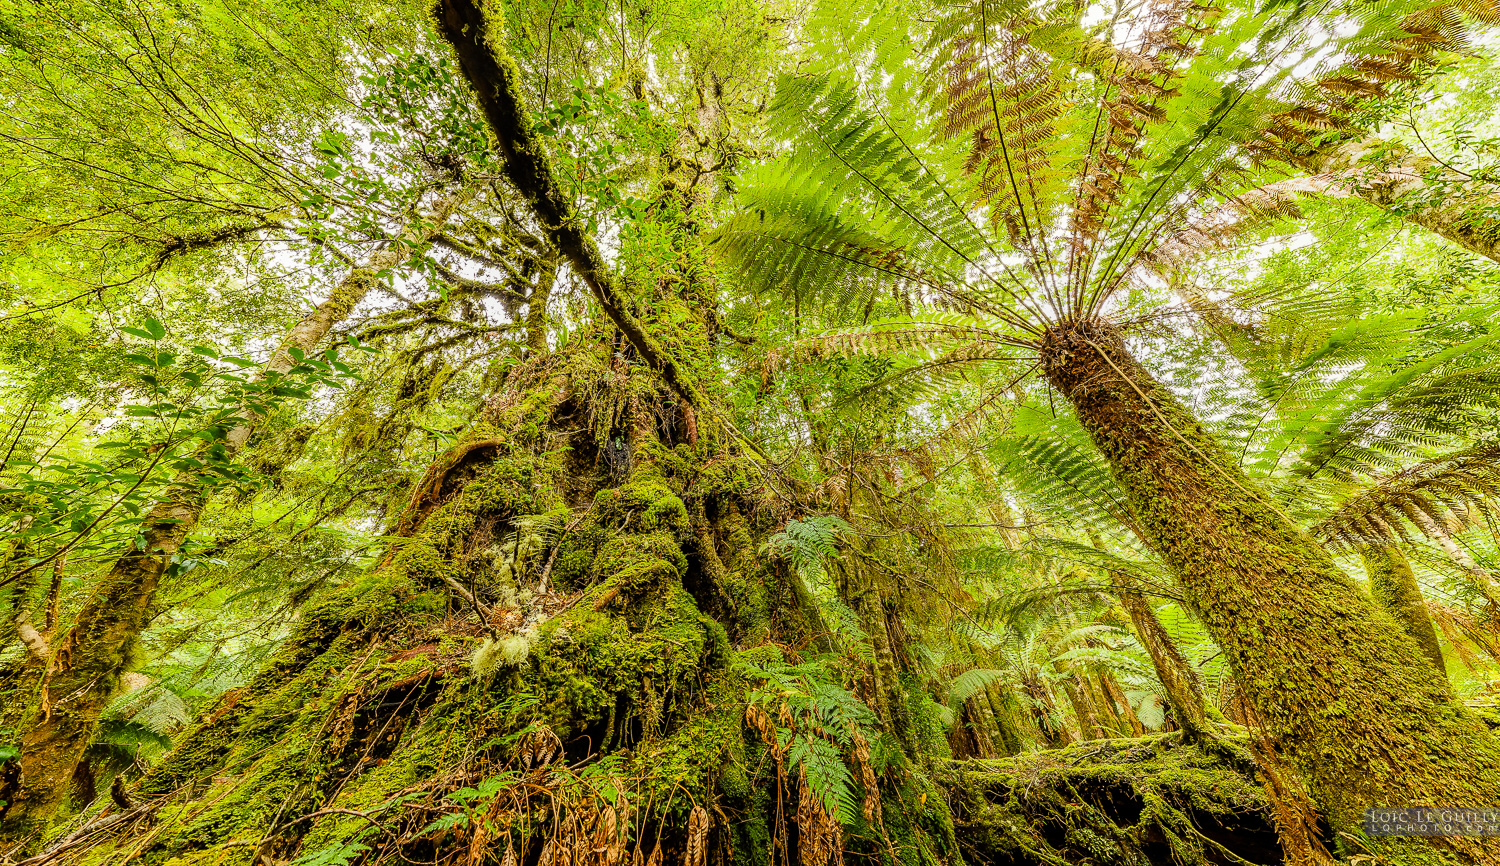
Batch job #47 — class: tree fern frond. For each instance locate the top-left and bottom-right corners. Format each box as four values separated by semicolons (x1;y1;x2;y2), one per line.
1313;443;1500;550
946;666;1012;708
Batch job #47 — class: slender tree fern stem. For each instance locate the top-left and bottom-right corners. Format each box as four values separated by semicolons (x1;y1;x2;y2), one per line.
1362;544;1448;680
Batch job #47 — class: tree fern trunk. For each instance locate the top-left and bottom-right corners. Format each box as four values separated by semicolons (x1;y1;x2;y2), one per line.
1115;590;1213;742
1294;137;1500;264
1361;544;1448;679
1040;317;1500;864
1098;672;1144;737
1054;661;1105;740
982;681;1032;754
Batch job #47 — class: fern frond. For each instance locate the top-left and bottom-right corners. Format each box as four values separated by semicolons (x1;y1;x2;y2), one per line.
1312;443;1500;550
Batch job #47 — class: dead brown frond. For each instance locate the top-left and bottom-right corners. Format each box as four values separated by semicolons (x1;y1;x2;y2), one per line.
796;766;842;866
520;724;565;769
850;731;881;824
1141;174;1337;275
684;805;709;866
1311;444;1500;551
1429;601;1500;661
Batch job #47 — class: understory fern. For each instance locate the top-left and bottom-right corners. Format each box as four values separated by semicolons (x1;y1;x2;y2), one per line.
741;656;897;824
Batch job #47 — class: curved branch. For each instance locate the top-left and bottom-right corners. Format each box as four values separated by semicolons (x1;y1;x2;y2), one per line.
434;0;700;408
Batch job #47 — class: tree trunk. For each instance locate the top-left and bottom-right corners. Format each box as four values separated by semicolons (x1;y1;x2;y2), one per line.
0;187;472;842
1115;590;1214;743
1023;672;1072;747
1293;136;1500;264
1097;672;1144;737
0;332;966;865
1039;316;1500;865
1054;661;1105;740
1362;544;1448;679
983;681;1034;754
847;577;918;759
526;251;558;355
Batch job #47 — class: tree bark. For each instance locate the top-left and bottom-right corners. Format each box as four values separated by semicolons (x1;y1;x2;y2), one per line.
434;0;700;410
1039;316;1500;865
0;188;472;843
1362;544;1448;679
1114;589;1214;743
1292;136;1500;264
1053;660;1105;740
1097;671;1143;737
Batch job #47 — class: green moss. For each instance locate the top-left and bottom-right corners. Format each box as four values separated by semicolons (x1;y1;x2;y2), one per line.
593;469;681;533
625;674;743;816
641;493;686;531
949;735;1274;866
591;531;687;594
904;675;952;760
529;580;706;738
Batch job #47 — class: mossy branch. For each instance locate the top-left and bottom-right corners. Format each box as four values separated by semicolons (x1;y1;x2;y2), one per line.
435;0;700;409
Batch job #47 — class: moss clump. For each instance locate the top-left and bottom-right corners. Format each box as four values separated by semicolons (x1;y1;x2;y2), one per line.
641;493;687;531
592;469;682;533
590;531;687;597
950;735;1281;866
529;580;706;739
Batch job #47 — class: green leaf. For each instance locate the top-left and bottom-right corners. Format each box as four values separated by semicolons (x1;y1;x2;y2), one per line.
290;840;370;866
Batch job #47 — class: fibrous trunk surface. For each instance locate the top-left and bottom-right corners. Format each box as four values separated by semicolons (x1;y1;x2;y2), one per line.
1038;316;1500;865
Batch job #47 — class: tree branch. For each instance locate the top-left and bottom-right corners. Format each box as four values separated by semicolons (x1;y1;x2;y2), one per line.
434;0;700;408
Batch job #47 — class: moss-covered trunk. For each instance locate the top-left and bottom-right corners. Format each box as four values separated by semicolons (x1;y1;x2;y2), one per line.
1361;544;1448;679
1292;136;1500;265
1039;317;1500;865
3;330;973;864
